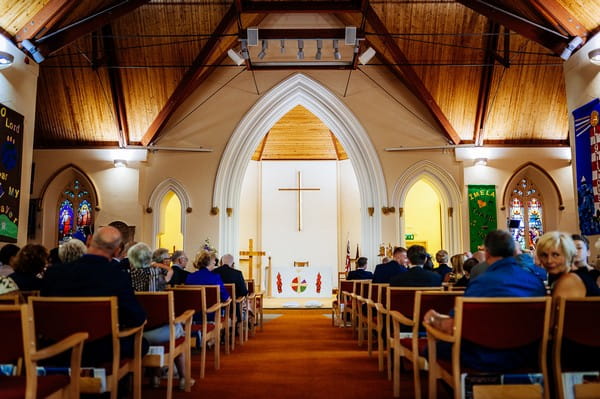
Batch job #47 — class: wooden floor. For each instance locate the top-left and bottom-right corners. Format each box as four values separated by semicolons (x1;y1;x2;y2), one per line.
134;309;453;399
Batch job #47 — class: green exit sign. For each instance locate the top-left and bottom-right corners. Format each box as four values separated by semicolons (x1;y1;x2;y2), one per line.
405;234;415;240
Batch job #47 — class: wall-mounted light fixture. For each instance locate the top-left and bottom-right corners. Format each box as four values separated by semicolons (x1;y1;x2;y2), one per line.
0;51;14;70
589;48;600;66
227;49;245;66
358;47;376;65
21;39;45;63
113;159;128;168
474;158;488;166
297;39;304;60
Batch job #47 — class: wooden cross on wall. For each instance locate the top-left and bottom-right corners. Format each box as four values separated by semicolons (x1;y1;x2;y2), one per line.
278;171;320;231
239;238;265;281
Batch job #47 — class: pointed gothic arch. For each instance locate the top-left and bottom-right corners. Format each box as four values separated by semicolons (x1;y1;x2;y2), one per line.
392;160;463;255
213;73;387;260
148;178;192;249
501;162;564;235
39;164;99;247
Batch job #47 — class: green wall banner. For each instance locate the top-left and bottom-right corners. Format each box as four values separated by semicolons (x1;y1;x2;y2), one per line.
468;185;497;253
0;103;23;243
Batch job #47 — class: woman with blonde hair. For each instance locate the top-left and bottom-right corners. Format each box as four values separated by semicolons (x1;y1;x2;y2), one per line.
535;231;576;289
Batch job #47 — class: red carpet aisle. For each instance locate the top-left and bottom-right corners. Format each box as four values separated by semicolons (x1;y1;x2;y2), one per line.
141;309;447;399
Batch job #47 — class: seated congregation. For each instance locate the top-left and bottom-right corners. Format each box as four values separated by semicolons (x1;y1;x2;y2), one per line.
337;229;600;399
0;225;261;399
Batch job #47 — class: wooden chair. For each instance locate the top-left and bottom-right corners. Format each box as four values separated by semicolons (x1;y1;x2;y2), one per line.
389;290;462;398
365;283;388;370
30;296;145;399
134;291;194;399
0;304;88;399
223;283;247;349
384;286;444;381
293;261;309;267
336;280;355;328
246;279;264;334
356;280;371;346
425;297;551;399
348;279;371;339
553;297;600;399
0;292;20;304
169;286;230;379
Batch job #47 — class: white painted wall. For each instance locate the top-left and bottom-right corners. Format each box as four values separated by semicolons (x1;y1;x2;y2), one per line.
338;159;361;270
261;161;337;271
0;36;38;245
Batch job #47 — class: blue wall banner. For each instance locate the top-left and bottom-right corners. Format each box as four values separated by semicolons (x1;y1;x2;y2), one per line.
0;103;23;242
573;98;600;235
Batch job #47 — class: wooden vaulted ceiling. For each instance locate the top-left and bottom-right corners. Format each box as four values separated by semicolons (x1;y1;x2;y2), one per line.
1;0;599;152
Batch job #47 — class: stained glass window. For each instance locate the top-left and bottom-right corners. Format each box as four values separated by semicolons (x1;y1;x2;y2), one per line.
57;179;94;243
509;177;543;249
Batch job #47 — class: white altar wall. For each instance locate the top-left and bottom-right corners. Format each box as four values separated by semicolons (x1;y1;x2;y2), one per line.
262;161;337;297
237;161;260;279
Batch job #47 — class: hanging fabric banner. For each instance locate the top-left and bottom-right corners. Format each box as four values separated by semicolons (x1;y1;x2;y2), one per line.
0;103;24;243
573;98;600;235
468;185;497;253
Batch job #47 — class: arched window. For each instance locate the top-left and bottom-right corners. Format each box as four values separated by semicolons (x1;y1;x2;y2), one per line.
157;190;183;252
509;177;543;249
57;179;94;243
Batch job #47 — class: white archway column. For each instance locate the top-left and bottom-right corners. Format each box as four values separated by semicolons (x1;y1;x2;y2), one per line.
392;160;463;255
213;73;387;262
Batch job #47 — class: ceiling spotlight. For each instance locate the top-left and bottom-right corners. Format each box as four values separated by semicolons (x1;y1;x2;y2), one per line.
560;36;583;61
297;40;304;60
0;51;14;70
333;39;341;60
474;158;488;166
315;39;323;60
240;40;249;60
358;47;376;65
114;159;128;168
258;40;268;60
280;39;285;54
227;49;245;66
589;49;600;66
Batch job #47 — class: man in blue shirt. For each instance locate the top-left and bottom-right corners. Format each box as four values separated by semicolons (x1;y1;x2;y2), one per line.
423;230;546;371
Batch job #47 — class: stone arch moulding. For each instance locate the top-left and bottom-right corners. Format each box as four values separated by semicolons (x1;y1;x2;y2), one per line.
148;178;192;249
39;164;100;248
39;163;100;210
392;160;463;256
501;162;564;211
213;73;387;260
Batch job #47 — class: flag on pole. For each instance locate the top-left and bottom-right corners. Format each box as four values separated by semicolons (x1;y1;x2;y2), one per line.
355;244;360;260
345;240;351;273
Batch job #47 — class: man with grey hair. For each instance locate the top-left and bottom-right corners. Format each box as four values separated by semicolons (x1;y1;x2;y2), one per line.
58;238;87;264
168;250;190;286
214;254;248;322
42;226;148;364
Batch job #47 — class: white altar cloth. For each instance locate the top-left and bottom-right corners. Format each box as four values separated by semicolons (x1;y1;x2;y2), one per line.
271;266;332;298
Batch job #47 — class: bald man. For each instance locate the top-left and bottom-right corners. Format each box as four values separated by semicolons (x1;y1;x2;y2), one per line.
43;226;148;365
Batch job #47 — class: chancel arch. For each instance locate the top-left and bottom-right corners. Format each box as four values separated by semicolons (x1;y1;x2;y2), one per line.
213;73;387;261
148;178;191;251
39;164;99;247
392;160;463;256
501;162;564;247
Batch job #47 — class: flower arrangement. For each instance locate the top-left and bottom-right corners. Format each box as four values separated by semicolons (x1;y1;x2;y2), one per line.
202;238;217;255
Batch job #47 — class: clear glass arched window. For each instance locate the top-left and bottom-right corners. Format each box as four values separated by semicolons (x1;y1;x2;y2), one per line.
157;190;183;252
57;179;94;243
509;177;543;249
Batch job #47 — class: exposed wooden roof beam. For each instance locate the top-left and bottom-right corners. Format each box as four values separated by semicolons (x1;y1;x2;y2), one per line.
238;1;362;13
141;7;265;146
456;0;566;54
102;24;129;147
528;0;587;38
33;0;150;58
357;5;462;145
474;22;500;146
15;0;80;42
